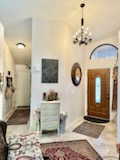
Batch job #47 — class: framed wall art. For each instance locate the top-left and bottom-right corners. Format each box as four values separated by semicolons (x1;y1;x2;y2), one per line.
42;58;58;83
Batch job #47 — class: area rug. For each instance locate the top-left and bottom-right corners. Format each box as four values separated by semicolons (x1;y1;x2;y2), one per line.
8;133;43;160
41;140;103;160
73;121;105;138
7;108;30;125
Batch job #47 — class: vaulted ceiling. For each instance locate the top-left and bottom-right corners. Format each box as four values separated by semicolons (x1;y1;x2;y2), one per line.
0;0;120;64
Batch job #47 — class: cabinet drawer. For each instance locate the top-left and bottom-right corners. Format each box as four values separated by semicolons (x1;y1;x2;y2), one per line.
41;111;59;117
41;116;59;122
41;121;58;130
41;104;60;110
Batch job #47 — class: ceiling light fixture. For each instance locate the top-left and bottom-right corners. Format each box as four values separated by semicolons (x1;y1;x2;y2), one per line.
73;1;92;46
16;43;26;49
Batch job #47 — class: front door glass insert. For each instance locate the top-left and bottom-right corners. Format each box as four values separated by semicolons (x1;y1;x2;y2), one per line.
95;77;101;103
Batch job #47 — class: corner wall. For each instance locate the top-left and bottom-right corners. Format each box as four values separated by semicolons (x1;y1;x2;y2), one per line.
0;23;5;120
3;43;16;120
117;31;120;143
31;19;85;129
0;22;16;120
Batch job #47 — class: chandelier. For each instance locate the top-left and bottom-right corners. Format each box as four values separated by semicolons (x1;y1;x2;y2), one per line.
73;2;92;46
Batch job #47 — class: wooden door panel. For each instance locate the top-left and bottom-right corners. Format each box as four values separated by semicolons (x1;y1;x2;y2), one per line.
88;69;110;119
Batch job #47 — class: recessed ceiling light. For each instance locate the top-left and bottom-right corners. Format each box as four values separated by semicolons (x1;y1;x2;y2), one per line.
16;43;26;49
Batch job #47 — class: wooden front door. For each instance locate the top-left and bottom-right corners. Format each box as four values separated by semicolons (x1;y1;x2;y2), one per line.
88;69;110;119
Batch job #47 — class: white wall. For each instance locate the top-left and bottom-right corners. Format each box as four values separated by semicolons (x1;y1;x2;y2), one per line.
0;23;5;120
16;64;31;107
31;18;118;130
3;41;16;120
0;22;16;120
84;35;118;120
31;19;85;129
117;31;120;143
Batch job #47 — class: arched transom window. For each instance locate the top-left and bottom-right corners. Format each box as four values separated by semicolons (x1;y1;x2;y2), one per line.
90;44;118;60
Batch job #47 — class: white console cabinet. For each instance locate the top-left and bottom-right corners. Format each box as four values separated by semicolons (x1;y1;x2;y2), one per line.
40;101;60;134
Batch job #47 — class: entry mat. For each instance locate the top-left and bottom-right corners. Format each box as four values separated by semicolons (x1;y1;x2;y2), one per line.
73;121;105;138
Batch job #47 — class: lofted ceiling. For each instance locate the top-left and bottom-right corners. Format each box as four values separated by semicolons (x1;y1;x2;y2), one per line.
0;0;120;64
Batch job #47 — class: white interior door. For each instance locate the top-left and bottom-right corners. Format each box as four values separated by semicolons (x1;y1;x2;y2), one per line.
16;66;31;107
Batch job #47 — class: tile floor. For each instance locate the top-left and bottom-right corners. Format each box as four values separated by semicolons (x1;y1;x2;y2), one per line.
7;119;118;159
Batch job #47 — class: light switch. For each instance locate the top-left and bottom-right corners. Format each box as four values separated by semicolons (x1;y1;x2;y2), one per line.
32;64;41;72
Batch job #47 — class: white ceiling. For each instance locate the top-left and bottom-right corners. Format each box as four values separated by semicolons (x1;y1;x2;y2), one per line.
4;19;32;64
0;0;120;64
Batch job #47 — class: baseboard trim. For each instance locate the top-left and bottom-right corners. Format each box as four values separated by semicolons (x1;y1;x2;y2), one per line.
17;106;30;108
66;117;84;131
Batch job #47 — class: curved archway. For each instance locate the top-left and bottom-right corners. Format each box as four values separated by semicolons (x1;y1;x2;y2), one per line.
90;44;118;60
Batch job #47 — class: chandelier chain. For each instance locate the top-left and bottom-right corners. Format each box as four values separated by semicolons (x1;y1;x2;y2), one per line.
73;2;92;46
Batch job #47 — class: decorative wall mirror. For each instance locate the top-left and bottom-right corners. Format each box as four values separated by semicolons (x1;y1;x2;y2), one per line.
71;63;82;86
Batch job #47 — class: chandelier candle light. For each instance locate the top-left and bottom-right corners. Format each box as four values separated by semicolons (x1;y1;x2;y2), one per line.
73;1;92;45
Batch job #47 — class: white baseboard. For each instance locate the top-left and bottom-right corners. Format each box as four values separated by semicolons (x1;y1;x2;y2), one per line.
66;116;84;131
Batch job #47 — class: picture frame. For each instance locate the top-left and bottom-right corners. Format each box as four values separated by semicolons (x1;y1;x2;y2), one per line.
42;58;58;83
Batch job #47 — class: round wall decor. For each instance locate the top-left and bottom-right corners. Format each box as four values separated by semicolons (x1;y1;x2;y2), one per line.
71;63;82;86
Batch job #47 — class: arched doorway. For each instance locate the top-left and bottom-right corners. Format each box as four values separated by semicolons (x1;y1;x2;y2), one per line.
87;44;118;121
